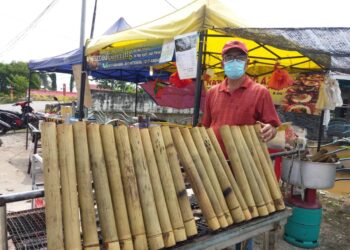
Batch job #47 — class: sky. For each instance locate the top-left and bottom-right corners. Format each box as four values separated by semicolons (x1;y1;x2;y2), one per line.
0;0;349;88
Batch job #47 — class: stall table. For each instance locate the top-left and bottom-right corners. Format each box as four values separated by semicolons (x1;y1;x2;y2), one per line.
1;189;291;250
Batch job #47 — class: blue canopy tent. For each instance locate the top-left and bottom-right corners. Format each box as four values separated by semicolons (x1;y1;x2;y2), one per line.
28;17;131;74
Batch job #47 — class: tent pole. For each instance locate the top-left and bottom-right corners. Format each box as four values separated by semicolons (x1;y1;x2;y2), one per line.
25;70;32;150
135;82;138;117
90;0;98;38
192;31;205;127
317;110;325;152
79;46;87;121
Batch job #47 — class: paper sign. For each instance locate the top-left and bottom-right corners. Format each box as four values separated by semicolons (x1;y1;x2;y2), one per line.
159;39;175;63
174;32;198;79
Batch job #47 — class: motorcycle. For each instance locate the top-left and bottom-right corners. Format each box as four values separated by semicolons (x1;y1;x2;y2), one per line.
0;101;42;135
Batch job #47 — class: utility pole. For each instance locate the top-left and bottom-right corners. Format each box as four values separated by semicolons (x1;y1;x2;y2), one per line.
80;0;86;47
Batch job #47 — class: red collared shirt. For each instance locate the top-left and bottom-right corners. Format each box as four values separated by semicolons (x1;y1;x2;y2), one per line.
202;76;281;149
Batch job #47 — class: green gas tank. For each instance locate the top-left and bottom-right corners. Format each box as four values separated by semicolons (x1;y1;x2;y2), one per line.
284;205;322;248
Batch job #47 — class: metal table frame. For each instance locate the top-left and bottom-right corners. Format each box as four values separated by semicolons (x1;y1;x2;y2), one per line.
0;189;291;250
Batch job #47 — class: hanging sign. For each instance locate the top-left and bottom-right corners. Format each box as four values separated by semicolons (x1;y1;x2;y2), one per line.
174;32;198;79
86;40;164;70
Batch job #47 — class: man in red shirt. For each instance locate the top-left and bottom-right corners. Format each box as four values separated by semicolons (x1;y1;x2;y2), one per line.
202;40;281;147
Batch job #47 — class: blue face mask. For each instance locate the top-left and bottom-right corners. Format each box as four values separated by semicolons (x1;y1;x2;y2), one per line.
224;60;246;80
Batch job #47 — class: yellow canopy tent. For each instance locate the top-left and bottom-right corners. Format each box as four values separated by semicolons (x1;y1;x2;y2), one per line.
85;0;324;125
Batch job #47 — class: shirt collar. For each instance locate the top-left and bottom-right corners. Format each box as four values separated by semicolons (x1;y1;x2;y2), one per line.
219;76;251;93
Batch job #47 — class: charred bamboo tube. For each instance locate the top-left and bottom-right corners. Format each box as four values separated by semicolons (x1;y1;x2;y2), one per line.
129;128;164;250
140;128;176;247
114;126;148;250
238;126;275;214
181;127;228;228
161;126;197;237
57;124;82;250
100;125;133;250
190;127;233;225
219;126;259;218
249;126;285;210
230;126;269;217
72;122;99;250
149;126;187;242
86;124;120;250
41;122;64;250
199;127;245;223
206;128;251;221
171;127;220;230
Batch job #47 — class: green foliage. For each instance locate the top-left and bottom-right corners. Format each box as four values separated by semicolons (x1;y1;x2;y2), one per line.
49;73;57;90
95;78;144;93
0;61;40;96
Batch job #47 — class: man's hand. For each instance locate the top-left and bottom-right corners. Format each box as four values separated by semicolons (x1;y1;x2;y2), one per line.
258;122;277;142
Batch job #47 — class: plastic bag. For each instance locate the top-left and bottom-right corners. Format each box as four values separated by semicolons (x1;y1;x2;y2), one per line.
169;71;193;88
268;64;294;90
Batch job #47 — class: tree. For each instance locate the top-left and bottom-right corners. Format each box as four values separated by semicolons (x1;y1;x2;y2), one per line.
0;61;40;95
49;73;57;90
95;78;143;93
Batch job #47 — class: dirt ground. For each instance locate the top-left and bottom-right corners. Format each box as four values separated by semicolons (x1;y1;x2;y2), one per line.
1;131;350;249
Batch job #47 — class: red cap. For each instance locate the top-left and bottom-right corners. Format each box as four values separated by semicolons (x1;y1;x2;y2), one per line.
222;40;248;56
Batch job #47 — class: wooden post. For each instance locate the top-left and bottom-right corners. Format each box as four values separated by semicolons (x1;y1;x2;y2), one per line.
114;126;148;250
149;126;187;242
72;122;99;250
199;127;245;223
190;127;233;225
57;124;82;249
87;124;120;250
206;128;252;221
161;126;197;237
41;122;64;250
129;128;164;250
181;127;228;228
230;126;269;217
240;126;275;213
140;128;176;247
219;125;259;218
100;125;133;250
249;126;285;210
171;127;220;230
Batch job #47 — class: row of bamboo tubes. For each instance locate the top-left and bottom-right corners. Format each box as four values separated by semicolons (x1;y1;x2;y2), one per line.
41;122;197;250
41;122;285;250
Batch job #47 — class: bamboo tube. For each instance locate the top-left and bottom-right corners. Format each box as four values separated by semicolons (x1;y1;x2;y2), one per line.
181;127;228;228
149;126;187;242
190;127;233;225
171;127;220;230
249;125;285;210
140;128;176;247
240;126;269;189
161;126;197;237
100;125;133;250
254;124;274;167
72;122;99;250
237;126;275;214
230;126;269;217
86;124;120;250
206;128;252;221
129;128;164;250
199;127;245;223
57;124;82;250
114;126;148;250
41;122;64;250
219;125;259;218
